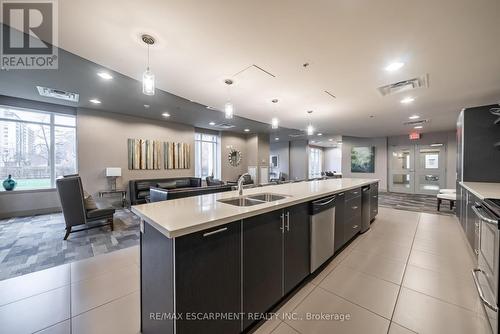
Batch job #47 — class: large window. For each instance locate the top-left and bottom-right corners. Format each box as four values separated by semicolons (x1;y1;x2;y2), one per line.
308;146;323;179
0;106;77;190
194;132;220;179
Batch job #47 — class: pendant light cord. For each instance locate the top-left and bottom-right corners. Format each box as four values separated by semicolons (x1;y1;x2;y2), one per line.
147;44;150;71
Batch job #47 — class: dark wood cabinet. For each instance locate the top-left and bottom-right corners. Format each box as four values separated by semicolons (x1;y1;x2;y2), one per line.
344;196;361;243
175;222;241;334
243;209;283;329
370;182;379;221
334;192;345;253
284;202;310;295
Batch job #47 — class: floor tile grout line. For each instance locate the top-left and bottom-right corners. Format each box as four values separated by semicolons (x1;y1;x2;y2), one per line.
314;284;394;322
69;289;139;319
335;261;404;287
386;212;422;334
0;282;70;308
31;318;70;334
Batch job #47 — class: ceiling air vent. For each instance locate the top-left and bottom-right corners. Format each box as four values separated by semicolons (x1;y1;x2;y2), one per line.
403;119;429;126
37;86;79;103
378;74;429;97
213;123;236;129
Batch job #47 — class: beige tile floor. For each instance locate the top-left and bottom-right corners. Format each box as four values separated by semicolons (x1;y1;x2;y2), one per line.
0;207;492;334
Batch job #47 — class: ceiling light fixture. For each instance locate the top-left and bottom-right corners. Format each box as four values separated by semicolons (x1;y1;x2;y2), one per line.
385;61;405;72
306;110;314;135
409;115;420;120
244;128;250;132
317;133;323;136
209;121;216;126
97;72;113;80
162;112;170;118
141;34;156;96
89;99;101;104
414;125;423;129
224;79;234;119
275;137;279;141
328;138;333;141
271;99;279;129
401;97;415;104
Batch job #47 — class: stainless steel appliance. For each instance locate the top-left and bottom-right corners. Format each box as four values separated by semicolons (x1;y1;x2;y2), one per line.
361;185;371;233
472;198;500;334
310;194;336;273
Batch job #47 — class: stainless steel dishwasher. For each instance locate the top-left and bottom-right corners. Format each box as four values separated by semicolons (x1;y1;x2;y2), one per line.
310;194;336;273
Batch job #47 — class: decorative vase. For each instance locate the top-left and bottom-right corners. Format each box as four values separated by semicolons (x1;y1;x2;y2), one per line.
2;175;17;191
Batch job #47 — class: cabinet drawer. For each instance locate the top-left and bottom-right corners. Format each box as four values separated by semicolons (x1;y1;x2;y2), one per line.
346;188;361;200
345;196;361;219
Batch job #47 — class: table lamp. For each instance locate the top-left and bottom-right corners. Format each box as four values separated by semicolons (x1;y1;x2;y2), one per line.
105;167;122;191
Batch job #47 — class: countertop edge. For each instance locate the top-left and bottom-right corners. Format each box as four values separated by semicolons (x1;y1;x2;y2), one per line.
459;181;500;200
132;179;379;239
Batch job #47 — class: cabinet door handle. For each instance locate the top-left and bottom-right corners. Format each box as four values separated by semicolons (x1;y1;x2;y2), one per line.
285;212;290;232
353;191;359;195
280;213;285;233
373;195;378;198
472;268;499;312
353;225;359;229
203;227;228;237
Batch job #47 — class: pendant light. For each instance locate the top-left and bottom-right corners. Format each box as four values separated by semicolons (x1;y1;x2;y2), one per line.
271;99;279;129
142;34;155;96
224;79;234;119
306;110;314;135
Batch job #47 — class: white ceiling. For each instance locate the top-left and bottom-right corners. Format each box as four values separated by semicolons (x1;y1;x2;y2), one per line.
56;0;500;137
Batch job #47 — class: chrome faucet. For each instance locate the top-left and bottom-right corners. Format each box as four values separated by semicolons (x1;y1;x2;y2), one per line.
238;173;250;196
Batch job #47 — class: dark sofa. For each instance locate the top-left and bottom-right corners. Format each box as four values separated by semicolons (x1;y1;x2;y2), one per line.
129;177;202;205
149;184;234;202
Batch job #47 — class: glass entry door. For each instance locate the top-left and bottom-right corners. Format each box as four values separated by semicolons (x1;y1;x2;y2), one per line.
389;147;415;193
389;144;447;195
415;145;446;194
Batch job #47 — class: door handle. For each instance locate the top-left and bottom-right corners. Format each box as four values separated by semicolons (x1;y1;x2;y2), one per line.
203;227;228;237
472;269;498;312
472;206;498;225
280;213;285;233
285;212;290;232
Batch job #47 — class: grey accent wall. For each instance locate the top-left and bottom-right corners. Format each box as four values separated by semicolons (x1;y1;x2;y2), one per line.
341;136;388;191
221;132;248;182
77;108;195;195
0;189;61;219
270;141;290;180
289;140;309;181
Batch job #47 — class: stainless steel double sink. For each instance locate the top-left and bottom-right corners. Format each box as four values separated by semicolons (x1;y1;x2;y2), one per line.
218;193;289;207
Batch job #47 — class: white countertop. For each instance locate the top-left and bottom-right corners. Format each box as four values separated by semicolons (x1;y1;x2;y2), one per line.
132;178;378;238
460;182;500;200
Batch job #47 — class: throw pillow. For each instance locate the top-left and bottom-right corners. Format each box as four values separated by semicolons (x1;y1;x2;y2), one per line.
157;181;177;189
83;191;98;210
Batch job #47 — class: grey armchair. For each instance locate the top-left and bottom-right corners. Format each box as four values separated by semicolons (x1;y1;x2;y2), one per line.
56;175;115;240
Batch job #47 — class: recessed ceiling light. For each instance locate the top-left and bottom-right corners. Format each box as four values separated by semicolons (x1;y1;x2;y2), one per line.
409;115;420;120
209;121;216;126
144;104;150;109
275;137;279;141
385;62;405;72
414;125;423;129
328;138;333;141
97;72;113;80
162;112;170;118
244;128;250;132
89;99;101;104
401;97;415;104
317;133;323;136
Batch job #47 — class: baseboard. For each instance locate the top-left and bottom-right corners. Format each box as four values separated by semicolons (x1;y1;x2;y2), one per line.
0;207;61;219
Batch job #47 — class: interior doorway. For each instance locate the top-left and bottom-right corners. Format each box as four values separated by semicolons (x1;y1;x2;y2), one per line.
388;144;447;195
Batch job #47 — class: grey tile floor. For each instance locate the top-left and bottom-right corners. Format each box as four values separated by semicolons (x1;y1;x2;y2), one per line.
0;207;491;334
0;209;140;281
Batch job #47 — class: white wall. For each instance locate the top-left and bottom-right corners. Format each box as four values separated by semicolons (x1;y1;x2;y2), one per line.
221;132;248;182
341;136;388;191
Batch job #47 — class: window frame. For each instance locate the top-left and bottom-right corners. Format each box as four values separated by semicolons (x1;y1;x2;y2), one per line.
194;131;221;180
0;105;77;191
308;146;323;179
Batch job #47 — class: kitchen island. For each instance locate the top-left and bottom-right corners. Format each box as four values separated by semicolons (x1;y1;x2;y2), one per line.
132;178;379;334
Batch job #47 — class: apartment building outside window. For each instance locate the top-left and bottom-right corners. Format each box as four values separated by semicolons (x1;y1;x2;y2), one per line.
308;146;323;179
0;106;77;190
194;131;220;179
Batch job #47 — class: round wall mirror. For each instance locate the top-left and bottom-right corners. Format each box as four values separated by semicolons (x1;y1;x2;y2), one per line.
228;148;242;167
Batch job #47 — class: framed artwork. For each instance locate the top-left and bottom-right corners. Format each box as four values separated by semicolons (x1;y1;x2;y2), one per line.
351;146;375;173
164;142;190;169
127;139;161;170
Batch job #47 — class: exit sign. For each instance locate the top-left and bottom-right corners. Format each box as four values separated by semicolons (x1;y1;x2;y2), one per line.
409;132;421;140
